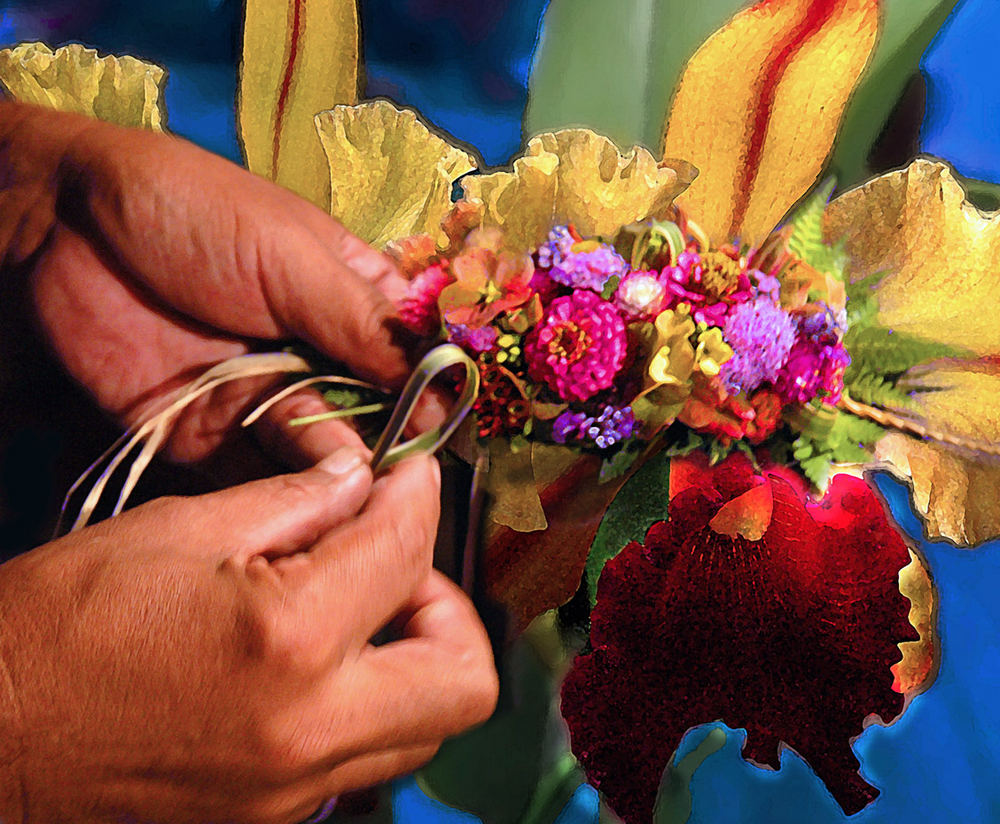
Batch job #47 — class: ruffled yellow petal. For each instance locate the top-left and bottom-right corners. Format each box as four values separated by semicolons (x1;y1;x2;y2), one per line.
826;160;1000;355
874;359;1000;546
315;100;477;249
0;42;165;130
661;0;878;245
238;0;359;209
460;129;695;253
825;160;1000;545
893;549;937;697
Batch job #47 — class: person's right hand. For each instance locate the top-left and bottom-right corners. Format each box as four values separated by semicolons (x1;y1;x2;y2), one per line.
0;450;497;824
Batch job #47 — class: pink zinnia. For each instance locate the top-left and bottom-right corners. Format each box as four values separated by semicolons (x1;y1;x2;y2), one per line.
525;290;627;402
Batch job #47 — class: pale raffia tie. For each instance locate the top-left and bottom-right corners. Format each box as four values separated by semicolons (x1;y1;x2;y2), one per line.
59;344;479;534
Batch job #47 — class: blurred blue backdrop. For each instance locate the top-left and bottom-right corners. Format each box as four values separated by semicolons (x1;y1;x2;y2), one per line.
1;0;998;821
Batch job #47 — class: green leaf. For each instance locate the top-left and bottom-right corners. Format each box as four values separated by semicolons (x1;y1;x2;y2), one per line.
601;275;622;301
827;0;962;189
585;449;670;608
843;372;913;409
785;179;849;279
599;446;641;483
525;0;747;152
955;173;1000;212
844;325;972;379
518;753;587;824
321;387;365;408
417;632;567;824
652;727;727;824
787;179;834;260
789;408;885;487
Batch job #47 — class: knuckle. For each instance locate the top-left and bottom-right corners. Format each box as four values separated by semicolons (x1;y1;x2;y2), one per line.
274;473;327;510
374;512;432;584
237;596;326;676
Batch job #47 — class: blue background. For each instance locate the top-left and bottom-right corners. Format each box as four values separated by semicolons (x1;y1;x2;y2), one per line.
2;0;999;821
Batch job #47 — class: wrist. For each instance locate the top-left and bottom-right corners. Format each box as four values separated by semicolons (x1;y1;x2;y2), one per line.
0;576;26;824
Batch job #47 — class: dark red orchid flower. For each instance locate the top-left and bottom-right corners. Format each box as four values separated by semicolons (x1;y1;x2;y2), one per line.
561;452;919;823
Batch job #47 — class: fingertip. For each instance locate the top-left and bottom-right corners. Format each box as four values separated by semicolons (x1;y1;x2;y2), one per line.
385;452;440;493
309;449;374;503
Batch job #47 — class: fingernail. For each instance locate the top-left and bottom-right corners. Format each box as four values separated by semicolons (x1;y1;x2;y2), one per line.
316;447;365;476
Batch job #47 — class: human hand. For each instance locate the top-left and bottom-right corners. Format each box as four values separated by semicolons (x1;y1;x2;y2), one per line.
0;101;431;471
0;450;497;823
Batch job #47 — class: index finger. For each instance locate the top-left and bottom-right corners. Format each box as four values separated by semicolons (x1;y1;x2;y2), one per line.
59;116;416;387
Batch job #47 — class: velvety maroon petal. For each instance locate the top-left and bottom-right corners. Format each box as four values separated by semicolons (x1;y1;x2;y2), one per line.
561;453;917;824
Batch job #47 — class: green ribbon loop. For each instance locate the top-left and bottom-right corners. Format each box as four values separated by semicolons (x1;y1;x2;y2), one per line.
370;343;480;473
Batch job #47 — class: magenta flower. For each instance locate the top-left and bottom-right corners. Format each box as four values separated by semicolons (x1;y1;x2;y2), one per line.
398;263;451;335
525;290;627;402
775;311;850;404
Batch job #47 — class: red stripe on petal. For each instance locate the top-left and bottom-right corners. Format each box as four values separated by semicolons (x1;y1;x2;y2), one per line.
730;0;842;238
272;0;304;180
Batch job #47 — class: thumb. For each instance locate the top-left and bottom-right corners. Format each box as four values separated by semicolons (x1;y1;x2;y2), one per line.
165;446;374;561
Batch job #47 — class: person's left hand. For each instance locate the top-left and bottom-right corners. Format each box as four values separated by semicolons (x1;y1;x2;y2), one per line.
0;101;431;472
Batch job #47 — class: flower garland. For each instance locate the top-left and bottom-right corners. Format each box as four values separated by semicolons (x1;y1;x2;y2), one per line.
395;194;896;488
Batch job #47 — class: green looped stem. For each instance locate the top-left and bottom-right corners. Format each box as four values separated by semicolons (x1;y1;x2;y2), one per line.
370;344;480;473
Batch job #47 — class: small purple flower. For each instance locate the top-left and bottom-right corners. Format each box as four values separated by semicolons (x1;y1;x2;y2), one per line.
692;302;731;327
537;225;576;269
720;299;799;394
550;245;629;293
586;405;637;449
552;410;590;445
552;405;636;449
776;341;850;405
528;267;562;305
676;249;701;276
446;322;498;352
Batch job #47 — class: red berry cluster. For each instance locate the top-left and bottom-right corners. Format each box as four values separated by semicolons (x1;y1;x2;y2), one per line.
473;358;530;439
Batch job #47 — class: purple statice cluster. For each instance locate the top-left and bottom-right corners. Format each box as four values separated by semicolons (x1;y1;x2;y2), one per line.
720;299;799;394
553;405;637;449
549;245;630;293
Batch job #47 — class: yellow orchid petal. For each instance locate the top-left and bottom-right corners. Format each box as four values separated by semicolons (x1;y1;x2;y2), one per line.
0;42;165;130
461;129;695;253
893;549;937;697
238;0;359;209
662;0;879;245
315;100;477;249
874;359;1000;546
826;160;1000;355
